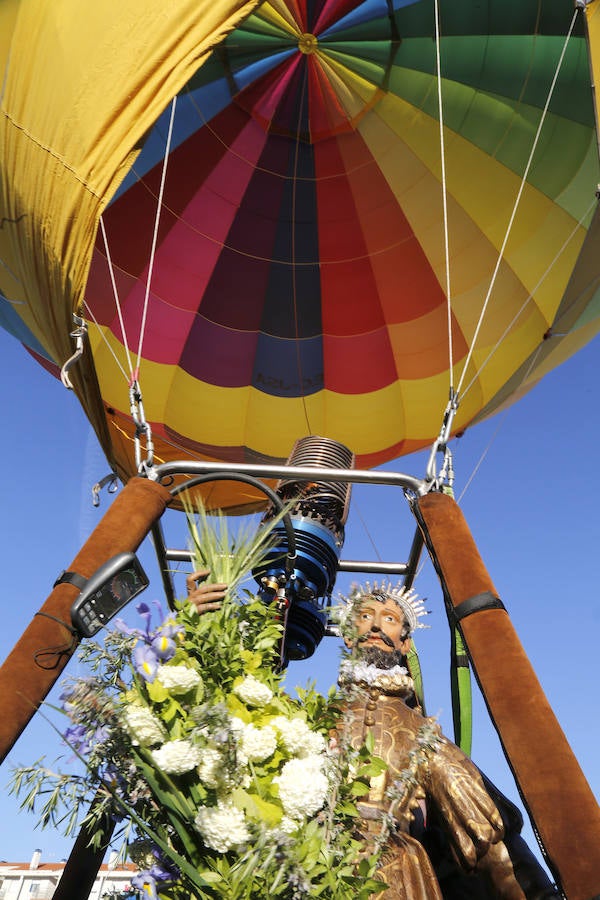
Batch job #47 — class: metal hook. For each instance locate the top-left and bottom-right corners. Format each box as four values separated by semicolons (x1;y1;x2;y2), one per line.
129;377;155;475
91;472;119;507
60;315;87;390
426;389;459;487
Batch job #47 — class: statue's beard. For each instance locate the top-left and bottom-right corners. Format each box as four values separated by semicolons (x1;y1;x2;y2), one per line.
357;645;407;670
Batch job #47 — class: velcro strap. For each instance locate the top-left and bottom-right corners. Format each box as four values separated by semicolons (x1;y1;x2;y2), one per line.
53;570;87;591
453;591;505;623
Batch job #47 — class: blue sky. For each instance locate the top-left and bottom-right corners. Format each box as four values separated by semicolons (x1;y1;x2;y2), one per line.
0;326;598;876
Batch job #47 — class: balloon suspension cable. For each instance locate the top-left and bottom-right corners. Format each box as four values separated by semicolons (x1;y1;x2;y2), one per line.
60;315;88;390
455;6;580;401
426;390;459;489
129;376;154;475
98;216;135;378
434;0;454;387
136;95;177;370
458;196;596;402
290;61;312;435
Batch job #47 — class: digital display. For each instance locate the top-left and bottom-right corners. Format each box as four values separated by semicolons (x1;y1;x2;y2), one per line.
70;553;149;637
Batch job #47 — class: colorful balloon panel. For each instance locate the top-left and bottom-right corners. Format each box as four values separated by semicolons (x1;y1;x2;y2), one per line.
2;0;600;508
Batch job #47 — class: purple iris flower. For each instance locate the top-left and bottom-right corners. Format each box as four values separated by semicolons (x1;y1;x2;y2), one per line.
115;601;161;640
150;633;176;661
113;618;142;637
117;601;178;643
94;725;111;745
116;602;185;678
136;602;153;631
102;762;126;791
131;871;158;899
159;618;185;640
63;724;90;755
148;855;179;881
64;722;112;757
133;644;159;682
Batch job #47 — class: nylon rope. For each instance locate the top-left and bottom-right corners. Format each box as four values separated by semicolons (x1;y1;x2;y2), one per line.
459;194;596;401
455;7;580;400
98;216;135;378
82;298;130;382
135;95;178;373
457;342;545;503
290;59;313;436
434;0;454;390
354;503;384;563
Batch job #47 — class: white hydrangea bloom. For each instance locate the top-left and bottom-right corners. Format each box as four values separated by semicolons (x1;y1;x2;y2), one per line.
151;739;201;775
234;674;273;707
279;815;301;834
265;814;300;842
240;723;277;762
194;801;250;853
122;705;165;747
197;747;223;788
271;716;326;757
274;755;329;820
156;664;202;695
229;717;247;742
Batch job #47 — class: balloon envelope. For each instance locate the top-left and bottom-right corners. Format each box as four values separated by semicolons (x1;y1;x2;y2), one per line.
2;0;600;510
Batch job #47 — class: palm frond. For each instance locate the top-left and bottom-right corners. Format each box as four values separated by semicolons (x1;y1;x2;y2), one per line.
183;497;294;596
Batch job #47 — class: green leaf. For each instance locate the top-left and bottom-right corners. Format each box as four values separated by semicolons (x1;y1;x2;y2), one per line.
146;679;169;703
357;758;387;778
232;787;282;827
226;693;252;721
349;781;371;797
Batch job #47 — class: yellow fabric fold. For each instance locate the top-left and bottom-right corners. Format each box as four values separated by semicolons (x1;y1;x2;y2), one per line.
0;0;260;465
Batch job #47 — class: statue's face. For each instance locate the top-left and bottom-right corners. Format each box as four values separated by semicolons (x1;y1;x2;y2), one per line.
354;596;412;655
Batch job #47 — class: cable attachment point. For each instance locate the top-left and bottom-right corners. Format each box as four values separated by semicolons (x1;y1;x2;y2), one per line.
129;376;155;475
92;472;119;507
426;390;460;488
60;315;88;390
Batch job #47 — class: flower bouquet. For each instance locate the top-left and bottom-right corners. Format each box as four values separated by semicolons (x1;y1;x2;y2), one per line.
9;503;388;899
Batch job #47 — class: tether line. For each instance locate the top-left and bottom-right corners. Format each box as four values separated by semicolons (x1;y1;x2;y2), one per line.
455;7;580;400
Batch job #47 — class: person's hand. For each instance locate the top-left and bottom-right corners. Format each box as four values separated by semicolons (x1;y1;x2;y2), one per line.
186;569;227;615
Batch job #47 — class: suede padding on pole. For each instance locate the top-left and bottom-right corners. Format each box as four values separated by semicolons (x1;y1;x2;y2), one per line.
0;477;171;764
414;491;600;900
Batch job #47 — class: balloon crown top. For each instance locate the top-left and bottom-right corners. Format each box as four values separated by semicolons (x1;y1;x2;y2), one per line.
298;33;318;54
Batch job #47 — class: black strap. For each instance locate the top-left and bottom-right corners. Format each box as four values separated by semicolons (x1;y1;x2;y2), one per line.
53;570;87;591
453;590;506;623
33;611;80;669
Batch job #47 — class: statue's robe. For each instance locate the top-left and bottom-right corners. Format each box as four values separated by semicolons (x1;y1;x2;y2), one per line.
341;672;557;900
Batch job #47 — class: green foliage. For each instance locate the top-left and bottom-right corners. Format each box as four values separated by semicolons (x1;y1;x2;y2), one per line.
8;504;406;899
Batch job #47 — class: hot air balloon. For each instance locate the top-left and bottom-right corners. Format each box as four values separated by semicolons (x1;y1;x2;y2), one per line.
1;0;600;896
3;0;600;511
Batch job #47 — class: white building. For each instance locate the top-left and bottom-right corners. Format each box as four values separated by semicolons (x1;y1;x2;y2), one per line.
0;851;139;900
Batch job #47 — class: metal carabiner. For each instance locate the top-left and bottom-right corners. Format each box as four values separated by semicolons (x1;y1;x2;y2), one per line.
60;315;88;390
91;472;119;507
426;390;459;488
129;377;155;475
